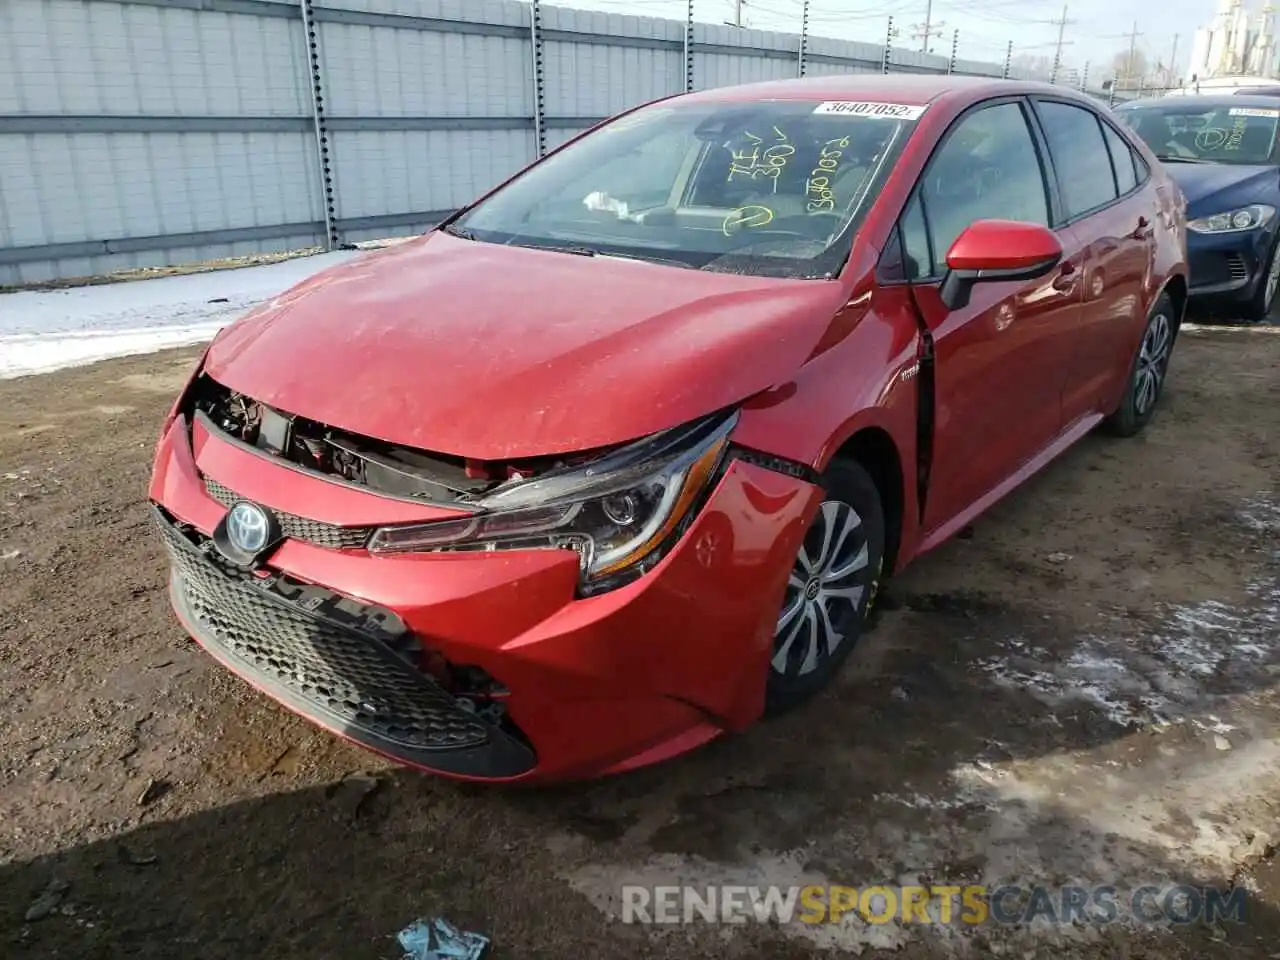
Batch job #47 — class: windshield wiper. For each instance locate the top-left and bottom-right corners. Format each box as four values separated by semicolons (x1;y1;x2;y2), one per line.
440;223;482;240
505;238;597;256
597;251;696;270
1154;154;1215;163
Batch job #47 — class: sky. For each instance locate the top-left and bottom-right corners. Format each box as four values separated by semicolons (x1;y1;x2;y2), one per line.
563;0;1218;81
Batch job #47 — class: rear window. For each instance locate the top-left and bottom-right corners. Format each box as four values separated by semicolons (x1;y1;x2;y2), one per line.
1037;100;1119;219
1101;122;1140;193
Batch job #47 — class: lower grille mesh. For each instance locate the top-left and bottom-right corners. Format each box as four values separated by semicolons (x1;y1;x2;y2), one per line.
156;512;490;753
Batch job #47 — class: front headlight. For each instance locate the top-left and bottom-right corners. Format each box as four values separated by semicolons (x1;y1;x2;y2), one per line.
1187;203;1276;234
367;411;737;589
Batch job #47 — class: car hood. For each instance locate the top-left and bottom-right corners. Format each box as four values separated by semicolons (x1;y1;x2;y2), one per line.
204;232;850;459
1162;162;1277;217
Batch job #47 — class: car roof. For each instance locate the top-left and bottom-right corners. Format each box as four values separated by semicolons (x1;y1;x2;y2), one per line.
680;73;1097;108
1120;94;1280;109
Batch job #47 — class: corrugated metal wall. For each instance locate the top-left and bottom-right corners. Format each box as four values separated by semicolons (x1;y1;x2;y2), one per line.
0;0;1043;285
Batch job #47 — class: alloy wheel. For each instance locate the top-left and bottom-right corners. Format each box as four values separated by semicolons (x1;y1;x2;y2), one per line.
1133;311;1172;417
772;500;870;678
1265;248;1280;313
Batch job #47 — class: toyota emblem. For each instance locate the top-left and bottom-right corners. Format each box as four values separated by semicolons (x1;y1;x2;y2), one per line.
225;501;271;555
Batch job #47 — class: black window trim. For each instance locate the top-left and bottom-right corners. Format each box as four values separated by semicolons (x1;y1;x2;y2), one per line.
1098;119;1140;200
876;94;1055;285
1104;113;1152;183
1028;95;1142;227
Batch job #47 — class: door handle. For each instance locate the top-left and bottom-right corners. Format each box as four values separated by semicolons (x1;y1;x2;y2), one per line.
1051;261;1077;292
1130;216;1154;240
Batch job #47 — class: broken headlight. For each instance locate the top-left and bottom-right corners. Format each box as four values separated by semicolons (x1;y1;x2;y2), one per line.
366;411;737;587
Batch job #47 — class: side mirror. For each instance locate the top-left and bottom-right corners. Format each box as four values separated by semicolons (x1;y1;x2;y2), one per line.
938;219;1064;310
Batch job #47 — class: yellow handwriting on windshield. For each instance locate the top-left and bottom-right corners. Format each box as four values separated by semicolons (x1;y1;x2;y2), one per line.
1195;127;1228;151
727;126;795;193
722;205;775;235
1224;118;1247;151
806;135;850;212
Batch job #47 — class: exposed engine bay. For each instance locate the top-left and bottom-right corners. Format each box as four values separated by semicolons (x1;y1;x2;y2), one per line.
189;375;604;504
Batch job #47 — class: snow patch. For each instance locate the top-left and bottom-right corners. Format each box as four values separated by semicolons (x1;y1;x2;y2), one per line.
978;563;1280;731
566;851;913;954
1239;495;1280;533
0;251;360;379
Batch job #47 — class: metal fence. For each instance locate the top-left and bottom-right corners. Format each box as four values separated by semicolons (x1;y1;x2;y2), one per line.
3;0;1065;285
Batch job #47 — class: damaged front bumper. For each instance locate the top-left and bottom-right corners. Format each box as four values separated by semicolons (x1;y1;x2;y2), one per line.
150;411;822;782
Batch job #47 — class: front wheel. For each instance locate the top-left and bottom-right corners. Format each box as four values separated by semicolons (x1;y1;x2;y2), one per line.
764;459;885;716
1104;292;1176;437
1242;236;1280;322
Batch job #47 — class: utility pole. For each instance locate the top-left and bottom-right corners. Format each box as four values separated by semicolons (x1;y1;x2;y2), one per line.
1049;5;1075;84
1168;33;1179;89
734;0;743;27
912;0;945;53
1124;21;1143;90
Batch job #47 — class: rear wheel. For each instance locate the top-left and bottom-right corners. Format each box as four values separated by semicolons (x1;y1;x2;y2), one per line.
1104;292;1176;438
764;459;885;716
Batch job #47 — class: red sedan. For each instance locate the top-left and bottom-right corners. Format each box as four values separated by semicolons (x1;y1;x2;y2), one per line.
150;75;1188;782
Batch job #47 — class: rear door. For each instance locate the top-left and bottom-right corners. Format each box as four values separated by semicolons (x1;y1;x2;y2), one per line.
893;98;1087;535
1030;98;1155;420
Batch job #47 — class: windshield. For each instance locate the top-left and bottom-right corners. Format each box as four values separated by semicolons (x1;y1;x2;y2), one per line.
446;99;917;278
1115;103;1280;165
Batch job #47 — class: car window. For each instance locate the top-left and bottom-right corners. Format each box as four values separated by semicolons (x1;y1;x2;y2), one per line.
898;194;932;281
1132;147;1150;181
1101;122;1139;194
1037;100;1119;219
905;101;1049;279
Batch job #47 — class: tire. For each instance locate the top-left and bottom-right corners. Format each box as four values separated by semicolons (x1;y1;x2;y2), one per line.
764;459;886;716
1104;292;1176;438
1241;235;1280;322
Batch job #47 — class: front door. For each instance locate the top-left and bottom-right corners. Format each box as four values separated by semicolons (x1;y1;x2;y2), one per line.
895;98;1086;536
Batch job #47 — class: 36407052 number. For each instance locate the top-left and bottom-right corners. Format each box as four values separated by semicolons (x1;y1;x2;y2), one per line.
806;137;848;212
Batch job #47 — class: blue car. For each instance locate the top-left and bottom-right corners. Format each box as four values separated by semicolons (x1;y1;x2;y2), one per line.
1116;95;1280;321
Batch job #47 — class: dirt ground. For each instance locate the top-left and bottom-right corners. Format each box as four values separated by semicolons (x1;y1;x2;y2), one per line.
1;326;1278;959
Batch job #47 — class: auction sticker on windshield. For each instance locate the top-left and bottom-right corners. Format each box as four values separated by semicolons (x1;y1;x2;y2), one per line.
1229;107;1280;118
812;101;927;120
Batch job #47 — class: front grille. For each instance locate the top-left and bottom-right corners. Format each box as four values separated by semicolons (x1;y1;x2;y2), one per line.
1226;252;1250;282
156;510;492;754
204;477;372;550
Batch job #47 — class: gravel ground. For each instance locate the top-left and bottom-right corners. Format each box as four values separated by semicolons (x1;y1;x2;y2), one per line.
0;327;1278;959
